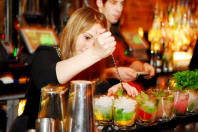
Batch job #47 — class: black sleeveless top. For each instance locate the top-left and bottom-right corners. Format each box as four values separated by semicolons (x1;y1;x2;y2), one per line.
23;45;60;129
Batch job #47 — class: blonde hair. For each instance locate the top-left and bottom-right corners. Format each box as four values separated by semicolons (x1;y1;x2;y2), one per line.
60;7;107;60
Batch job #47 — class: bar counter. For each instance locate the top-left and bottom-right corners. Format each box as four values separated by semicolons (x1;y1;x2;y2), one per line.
97;112;198;132
95;72;198;132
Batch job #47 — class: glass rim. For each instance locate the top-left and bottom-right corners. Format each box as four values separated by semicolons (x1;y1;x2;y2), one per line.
42;84;67;94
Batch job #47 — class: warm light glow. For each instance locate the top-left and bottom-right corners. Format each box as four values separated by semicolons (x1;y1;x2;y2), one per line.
2;34;5;39
148;29;161;42
138;27;144;38
173;52;192;68
17;99;27;116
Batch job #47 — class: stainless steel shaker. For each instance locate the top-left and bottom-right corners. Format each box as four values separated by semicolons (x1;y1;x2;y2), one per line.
66;80;95;132
35;118;55;132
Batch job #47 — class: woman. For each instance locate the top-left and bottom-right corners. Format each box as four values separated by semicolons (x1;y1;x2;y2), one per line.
10;7;138;131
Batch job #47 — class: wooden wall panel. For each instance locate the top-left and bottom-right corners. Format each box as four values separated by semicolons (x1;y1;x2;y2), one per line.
120;0;156;33
0;0;5;33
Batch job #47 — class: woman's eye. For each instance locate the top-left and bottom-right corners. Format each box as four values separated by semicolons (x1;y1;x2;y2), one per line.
84;35;91;40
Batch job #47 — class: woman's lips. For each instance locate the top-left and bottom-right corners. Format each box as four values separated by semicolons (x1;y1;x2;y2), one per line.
113;15;120;20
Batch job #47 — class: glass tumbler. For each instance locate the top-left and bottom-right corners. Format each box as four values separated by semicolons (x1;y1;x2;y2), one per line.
113;96;137;130
93;95;114;126
136;92;158;126
157;91;175;122
174;90;189;116
186;90;198;114
37;84;67;132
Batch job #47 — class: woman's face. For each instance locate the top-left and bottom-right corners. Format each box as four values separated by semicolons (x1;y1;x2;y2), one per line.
75;24;104;54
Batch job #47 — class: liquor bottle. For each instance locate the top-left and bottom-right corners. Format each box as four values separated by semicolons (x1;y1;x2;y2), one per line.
150;50;163;74
155;51;163;73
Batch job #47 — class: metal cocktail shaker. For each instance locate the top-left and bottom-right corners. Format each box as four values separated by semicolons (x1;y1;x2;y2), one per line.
66;80;95;132
35;118;55;132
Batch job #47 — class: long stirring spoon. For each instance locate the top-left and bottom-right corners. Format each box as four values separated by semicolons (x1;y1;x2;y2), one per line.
111;54;124;96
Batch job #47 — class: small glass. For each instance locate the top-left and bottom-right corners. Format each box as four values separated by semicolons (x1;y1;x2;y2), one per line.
113;96;137;130
93;95;114;126
186;90;198;114
38;84;67;132
136;92;158;126
38;85;67;119
194;90;198;112
173;90;189;116
156;91;175;122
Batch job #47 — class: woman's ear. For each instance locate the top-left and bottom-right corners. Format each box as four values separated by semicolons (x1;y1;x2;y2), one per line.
96;0;103;12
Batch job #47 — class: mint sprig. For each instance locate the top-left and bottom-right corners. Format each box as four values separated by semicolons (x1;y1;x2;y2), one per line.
136;91;149;105
143;106;155;114
114;108;134;121
188;102;195;112
172;70;198;90
117;88;123;96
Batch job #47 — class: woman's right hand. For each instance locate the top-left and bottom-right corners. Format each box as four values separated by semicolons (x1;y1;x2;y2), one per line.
107;82;139;97
93;29;116;59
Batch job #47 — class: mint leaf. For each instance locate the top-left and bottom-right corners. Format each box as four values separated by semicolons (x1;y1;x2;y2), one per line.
172;70;198;90
117;88;123;96
104;113;111;119
144;106;155;114
114;110;134;121
188;102;195;112
116;108;123;114
136;91;149;105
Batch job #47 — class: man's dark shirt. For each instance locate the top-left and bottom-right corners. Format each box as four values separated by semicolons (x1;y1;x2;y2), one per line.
189;40;198;70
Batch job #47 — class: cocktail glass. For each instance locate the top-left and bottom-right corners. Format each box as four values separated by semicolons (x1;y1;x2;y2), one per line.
136;92;158;126
156;90;175;122
113;96;137;130
93;95;114;126
186;90;198;114
174;90;189;116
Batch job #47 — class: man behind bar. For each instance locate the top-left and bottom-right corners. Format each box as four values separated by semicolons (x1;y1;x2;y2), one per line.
89;0;155;88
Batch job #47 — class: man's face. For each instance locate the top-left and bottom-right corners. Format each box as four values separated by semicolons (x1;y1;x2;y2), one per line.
101;0;125;24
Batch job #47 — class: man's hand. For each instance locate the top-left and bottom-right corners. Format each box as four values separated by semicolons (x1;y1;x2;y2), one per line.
130;61;155;79
143;63;155;79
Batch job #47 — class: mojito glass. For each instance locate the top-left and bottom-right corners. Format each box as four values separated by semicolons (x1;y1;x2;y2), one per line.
93;95;114;125
113;96;137;129
186;90;198;114
174;90;189;116
136;92;158;126
157;91;175;122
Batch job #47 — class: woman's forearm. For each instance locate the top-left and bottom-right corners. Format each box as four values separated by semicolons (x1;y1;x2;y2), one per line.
56;48;103;84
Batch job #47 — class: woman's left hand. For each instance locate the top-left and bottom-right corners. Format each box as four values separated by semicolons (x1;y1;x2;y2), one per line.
107;82;139;97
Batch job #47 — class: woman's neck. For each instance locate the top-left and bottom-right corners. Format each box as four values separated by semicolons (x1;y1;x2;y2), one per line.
107;21;112;31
